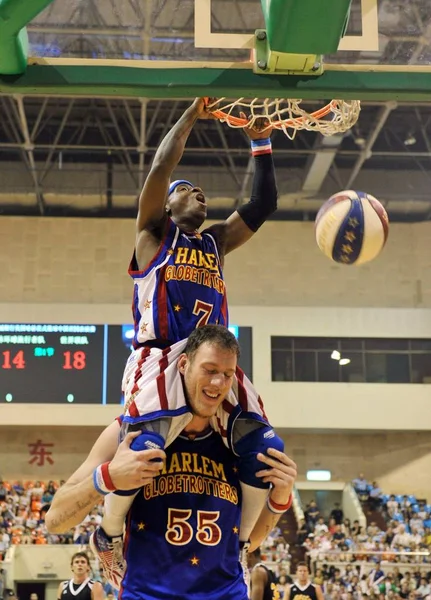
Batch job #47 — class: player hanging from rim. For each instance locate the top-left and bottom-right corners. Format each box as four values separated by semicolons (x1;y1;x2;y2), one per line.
90;98;280;588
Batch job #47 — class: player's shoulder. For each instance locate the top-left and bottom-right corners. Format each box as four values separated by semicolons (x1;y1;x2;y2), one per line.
202;223;226;250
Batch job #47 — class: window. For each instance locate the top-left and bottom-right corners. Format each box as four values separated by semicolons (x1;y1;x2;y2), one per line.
271;336;431;384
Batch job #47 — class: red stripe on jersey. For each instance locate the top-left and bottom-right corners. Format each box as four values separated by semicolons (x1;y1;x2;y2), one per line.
235;367;248;411
128;401;140;418
156;347;171;411
222;399;234;414
156;373;168;411
157;265;169;339
220;291;228;326
257;395;268;421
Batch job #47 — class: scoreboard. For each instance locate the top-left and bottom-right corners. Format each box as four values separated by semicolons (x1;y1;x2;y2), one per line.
0;324;252;404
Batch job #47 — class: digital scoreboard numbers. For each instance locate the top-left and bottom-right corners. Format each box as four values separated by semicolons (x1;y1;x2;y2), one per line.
0;324;105;403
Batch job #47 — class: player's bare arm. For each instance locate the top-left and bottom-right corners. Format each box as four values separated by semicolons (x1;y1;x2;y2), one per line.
249;448;297;551
57;582;65;600
135;98;213;268
209;114;278;256
315;585;325;600
45;423;165;533
250;567;267;600
283;585;292;600
91;581;105;600
250;566;268;600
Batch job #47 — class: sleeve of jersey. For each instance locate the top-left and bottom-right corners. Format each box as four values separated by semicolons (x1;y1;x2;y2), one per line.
237;153;278;232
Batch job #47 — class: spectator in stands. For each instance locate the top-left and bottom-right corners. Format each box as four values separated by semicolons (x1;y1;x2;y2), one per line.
417;503;428;521
332;525;346;547
400;583;411;599
315;517;329;536
410;514;424;535
368;563;385;589
383;526;395;546
351;520;362;537
341;518;351;537
330;503;344;525
369;482;383;510
297;519;310;545
386;495;399;518
367;522;381;538
392;524;412;549
353;474;369;501
306;500;321;529
414;578;431;599
0;483;7;503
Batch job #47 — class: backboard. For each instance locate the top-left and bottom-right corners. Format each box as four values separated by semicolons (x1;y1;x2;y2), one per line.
1;0;431;100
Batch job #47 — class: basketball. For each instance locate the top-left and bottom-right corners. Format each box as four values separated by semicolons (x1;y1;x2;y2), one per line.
314;190;389;266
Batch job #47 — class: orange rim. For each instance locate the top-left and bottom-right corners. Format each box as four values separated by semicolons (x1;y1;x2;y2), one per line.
203;97;339;130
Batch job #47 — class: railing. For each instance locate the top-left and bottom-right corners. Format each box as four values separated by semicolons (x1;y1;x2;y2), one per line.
308;549;431;574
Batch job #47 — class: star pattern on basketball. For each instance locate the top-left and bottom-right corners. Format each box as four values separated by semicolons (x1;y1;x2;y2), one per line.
137;522;145;531
190;556;200;566
174;304;182;312
341;244;353;255
344;230;356;242
348;217;359;227
140;322;148;333
143;299;151;310
232;526;239;534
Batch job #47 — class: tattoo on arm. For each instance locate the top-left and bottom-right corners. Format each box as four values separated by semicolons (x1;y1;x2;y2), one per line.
49;494;99;530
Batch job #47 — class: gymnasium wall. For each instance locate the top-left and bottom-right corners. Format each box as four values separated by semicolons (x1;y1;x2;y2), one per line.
1;426;431;498
0;215;430;307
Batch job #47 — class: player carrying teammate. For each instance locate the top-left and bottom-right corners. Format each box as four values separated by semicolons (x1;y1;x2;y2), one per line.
46;326;297;600
91;98;280;586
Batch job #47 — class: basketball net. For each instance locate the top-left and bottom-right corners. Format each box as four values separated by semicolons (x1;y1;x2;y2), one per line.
205;98;361;140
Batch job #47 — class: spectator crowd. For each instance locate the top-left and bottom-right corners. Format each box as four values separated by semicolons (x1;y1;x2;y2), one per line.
0;479;104;557
297;474;431;568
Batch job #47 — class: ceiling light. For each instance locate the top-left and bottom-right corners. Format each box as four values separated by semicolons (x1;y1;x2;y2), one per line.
331;350;341;361
307;470;331;482
404;134;416;146
339;358;351;366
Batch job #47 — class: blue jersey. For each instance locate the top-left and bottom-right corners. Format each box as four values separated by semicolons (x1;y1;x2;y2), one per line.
121;430;247;600
129;218;229;349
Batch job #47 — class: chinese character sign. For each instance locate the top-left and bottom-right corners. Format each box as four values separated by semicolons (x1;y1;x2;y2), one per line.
28;440;54;466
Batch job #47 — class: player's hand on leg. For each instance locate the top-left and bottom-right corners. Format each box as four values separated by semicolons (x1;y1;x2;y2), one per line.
109;431;166;490
255;449;297;505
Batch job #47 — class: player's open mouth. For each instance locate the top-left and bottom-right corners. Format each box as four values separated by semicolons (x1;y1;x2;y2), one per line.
196;193;206;205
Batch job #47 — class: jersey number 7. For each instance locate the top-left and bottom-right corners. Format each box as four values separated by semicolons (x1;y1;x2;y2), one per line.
192;300;214;327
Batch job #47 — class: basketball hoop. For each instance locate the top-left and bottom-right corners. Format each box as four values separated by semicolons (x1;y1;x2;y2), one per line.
204;98;361;140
